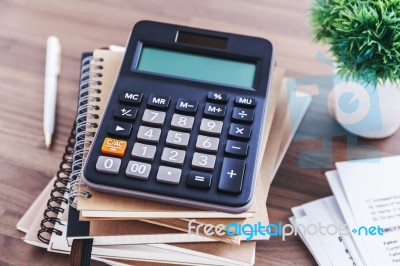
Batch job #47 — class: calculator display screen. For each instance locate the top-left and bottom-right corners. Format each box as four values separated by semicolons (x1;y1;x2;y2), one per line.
136;46;256;89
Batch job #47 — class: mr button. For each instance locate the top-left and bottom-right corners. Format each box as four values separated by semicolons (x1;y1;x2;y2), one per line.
101;137;127;157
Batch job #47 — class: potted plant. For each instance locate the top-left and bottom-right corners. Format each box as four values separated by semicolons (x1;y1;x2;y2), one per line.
310;0;400;138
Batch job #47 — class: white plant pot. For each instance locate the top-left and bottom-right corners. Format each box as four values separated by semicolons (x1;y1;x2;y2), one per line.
329;77;400;139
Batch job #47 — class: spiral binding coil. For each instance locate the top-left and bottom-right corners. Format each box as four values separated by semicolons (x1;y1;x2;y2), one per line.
37;55;102;244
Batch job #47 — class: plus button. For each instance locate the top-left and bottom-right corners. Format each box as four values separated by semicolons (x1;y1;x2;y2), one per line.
227;170;237;178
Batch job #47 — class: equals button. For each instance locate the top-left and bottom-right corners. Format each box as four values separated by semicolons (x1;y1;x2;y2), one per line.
225;140;248;157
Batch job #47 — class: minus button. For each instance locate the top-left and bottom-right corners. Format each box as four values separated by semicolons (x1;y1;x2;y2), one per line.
225;140;248;157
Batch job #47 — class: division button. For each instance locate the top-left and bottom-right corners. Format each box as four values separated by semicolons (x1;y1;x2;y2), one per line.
96;156;121;174
147;94;170;109
228;123;252;139
101;137;128;157
126;160;151;180
176;98;198;114
156;166;182;185
119;91;143;105
107;121;132;137
207;92;229;103
187;171;212;189
232;107;254;123
113;105;138;121
225;140;248;157
204;103;226;119
234;96;256;107
218;158;246;193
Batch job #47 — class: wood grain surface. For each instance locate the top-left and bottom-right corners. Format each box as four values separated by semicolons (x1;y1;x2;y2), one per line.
1;0;399;265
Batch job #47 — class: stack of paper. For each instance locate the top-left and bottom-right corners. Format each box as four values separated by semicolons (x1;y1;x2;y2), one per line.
290;155;400;265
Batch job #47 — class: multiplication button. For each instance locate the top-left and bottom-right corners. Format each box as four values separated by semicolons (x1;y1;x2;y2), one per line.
228;123;252;139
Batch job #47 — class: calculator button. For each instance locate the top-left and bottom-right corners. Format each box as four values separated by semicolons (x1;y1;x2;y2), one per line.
191;152;216;171
101;137;128;157
96;156;121;174
204;103;226;119
147;94;170;109
218;158;246;193
235;96;256;108
195;135;219;153
126;161;151;180
131;143;157;161
161;147;186;166
232;107;254;123
176;98;198;114
199;118;223;136
187;171;212;189
156;166;182;185
120;91;143;105
114;105;138;121
225;140;248;157
207;92;229;103
170;114;194;131
108;121;132;137
137;126;161;143
166;130;190;148
142;109;166;126
228;123;252;139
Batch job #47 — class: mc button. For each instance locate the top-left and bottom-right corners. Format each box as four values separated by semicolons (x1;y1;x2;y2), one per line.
119;91;143;105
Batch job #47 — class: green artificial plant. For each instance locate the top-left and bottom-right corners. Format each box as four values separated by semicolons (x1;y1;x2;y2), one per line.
310;0;400;87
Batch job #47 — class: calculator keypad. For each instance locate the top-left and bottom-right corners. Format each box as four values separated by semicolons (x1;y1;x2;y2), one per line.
97;91;258;195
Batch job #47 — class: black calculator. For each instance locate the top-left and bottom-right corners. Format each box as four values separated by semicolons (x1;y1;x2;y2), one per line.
82;21;274;213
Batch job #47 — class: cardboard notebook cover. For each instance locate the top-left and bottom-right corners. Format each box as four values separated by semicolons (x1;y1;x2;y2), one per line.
76;49;281;219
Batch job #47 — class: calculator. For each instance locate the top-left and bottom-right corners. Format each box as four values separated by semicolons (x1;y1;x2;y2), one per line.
82;21;274;213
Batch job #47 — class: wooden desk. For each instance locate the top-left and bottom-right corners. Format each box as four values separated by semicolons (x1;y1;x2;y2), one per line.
1;0;399;265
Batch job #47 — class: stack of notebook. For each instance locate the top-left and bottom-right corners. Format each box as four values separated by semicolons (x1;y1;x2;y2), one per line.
17;47;311;265
290;155;400;265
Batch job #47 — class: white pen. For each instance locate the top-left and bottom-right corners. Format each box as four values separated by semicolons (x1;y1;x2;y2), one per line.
43;36;61;148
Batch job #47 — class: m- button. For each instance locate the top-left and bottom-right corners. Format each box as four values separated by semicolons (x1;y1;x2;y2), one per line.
147;94;170;109
175;98;198;114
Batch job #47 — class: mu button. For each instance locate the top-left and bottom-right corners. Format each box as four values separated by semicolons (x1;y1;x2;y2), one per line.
108;121;132;137
101;137;127;157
